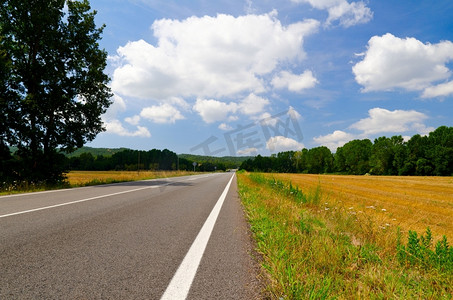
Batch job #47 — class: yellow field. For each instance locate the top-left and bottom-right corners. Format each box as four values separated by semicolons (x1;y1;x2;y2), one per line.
270;174;453;241
66;170;197;186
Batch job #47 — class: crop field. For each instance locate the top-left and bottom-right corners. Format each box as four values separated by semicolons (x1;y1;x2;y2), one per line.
237;172;453;299
271;173;453;241
66;170;198;186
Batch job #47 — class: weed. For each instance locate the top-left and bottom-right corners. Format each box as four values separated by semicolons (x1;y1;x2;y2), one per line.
397;227;453;273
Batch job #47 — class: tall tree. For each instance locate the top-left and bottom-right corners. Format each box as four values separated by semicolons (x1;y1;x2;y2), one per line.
0;0;111;183
336;139;372;174
370;136;405;175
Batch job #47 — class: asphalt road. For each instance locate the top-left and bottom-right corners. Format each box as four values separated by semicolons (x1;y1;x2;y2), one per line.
0;173;263;299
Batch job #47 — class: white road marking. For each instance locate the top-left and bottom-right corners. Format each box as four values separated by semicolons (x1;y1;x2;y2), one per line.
160;173;235;300
0;182;174;219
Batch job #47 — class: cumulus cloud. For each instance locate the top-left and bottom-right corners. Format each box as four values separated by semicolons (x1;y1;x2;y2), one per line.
105;120;151;138
111;11;319;101
291;0;372;27
349;107;433;135
140;103;185;124
125;115;140;126
266;136;304;152
271;70;318;92
193;99;238;123
102;95;151;137
353;33;453;97
313;130;355;151
238;93;270;115
422;81;453;98
193;93;270;123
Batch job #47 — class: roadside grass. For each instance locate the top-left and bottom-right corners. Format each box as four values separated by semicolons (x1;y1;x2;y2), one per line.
237;172;453;299
0;170;199;195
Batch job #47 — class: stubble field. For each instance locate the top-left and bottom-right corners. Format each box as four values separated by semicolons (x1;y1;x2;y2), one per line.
271;173;453;241
237;172;453;299
66;170;198;187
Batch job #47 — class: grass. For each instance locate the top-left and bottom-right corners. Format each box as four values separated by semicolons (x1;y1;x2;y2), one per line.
237;172;453;299
0;170;199;195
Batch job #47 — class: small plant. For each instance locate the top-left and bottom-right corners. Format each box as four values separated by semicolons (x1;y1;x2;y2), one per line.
397;227;453;273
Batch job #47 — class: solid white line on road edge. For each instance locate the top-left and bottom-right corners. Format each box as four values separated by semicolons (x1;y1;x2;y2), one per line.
160;173;235;300
0;182;174;219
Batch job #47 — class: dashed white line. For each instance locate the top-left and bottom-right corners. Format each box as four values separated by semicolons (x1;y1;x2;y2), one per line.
160;173;235;300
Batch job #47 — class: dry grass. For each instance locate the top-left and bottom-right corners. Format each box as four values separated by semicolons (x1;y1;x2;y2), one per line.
237;172;453;299
66;170;198;186
270;174;453;241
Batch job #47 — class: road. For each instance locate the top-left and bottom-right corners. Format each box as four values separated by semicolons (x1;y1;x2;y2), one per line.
0;173;263;299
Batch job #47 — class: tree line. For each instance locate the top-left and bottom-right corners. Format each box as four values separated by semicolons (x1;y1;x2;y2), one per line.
67;148;231;172
240;126;453;176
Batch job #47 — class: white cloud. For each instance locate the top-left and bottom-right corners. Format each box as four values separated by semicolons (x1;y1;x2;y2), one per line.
104;94;126;120
349;107;431;135
111;12;319;101
105;120;151;137
422;81;453;98
266;136;304;152
353;33;453;96
193;93;270;124
288;106;302;120
271;70;318;92
125;115;140;126
218;123;233;131
102;95;151;138
313;130;355;151
140;104;185;124
193;99;238;123
237;147;258;155
238;93;270;115
291;0;372;27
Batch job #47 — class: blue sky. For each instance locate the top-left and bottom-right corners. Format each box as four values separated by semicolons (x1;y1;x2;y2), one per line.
86;0;453;156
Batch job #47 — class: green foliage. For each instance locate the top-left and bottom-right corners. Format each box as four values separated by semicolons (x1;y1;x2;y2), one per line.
179;153;250;170
397;227;453;273
0;0;111;184
240;126;453;176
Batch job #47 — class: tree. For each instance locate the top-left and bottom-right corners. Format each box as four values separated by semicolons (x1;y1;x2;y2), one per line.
306;146;333;174
426;126;453;176
0;0;111;183
370;136;405;175
336;139;372;174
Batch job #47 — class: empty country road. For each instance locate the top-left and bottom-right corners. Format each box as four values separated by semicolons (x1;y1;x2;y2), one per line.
0;173;262;299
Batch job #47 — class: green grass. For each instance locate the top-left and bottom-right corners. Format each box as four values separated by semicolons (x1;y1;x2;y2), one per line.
238;172;453;299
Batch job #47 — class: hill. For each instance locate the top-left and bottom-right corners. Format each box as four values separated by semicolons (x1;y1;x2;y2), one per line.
65;146;131;158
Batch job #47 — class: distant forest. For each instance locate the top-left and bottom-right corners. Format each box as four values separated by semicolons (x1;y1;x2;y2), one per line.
66;148;247;172
240;126;453;176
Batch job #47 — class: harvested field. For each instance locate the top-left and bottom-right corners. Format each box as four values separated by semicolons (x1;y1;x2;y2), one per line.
270;174;453;241
66;170;197;186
